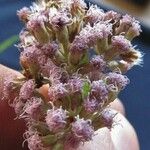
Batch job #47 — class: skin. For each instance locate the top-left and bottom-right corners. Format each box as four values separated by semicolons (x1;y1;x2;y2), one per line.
0;64;139;150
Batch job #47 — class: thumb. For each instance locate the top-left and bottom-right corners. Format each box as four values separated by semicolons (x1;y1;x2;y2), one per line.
0;64;28;150
78;110;139;150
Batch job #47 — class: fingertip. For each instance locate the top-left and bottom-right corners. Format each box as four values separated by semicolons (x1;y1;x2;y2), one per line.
110;99;125;116
111;111;139;150
78;128;115;150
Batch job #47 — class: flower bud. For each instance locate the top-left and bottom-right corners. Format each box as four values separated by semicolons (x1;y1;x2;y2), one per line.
49;9;72;29
40;60;61;80
105;35;133;61
72;116;94;141
21;97;43;120
69;22;112;64
48;83;68;101
27;15;49;43
116;14;133;34
45;107;68;132
91;80;108;102
112;35;132;53
126;21;142;40
85;5;104;24
66;77;83;94
83;98;98;113
40;41;58;57
104;10;120;21
20;45;47;71
106;72;130;90
101;109;116;129
17;7;31;22
120;48;143;66
90;55;106;72
25;131;44;150
19;80;35;100
116;14;141;39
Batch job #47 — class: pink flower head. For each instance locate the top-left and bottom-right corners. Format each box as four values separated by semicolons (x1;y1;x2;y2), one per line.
121;14;133;26
20;46;37;65
112;35;132;52
41;60;62;82
70;25;92;54
128;21;142;37
25;131;43;150
85;5;105;24
19;79;35;100
83;98;99;113
48;83;68;101
118;14;141;35
45;107;68;132
91;80;108;102
90;55;106;72
69;36;88;54
71;0;87;10
70;22;112;53
106;72;130;90
27;15;46;32
21;97;43;119
17;7;31;21
72;116;94;141
127;49;143;66
94;22;112;39
104;11;120;21
49;9;72;29
101;109;117;129
66;77;83;93
41;41;58;57
20;45;47;67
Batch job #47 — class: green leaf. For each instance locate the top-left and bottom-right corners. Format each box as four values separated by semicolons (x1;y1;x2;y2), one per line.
0;35;19;54
82;81;91;99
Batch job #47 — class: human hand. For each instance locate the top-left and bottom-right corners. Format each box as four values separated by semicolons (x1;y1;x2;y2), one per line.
0;64;139;150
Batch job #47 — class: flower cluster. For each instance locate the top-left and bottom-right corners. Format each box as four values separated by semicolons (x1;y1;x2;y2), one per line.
3;0;143;149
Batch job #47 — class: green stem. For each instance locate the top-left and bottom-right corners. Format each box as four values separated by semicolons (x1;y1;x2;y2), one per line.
0;35;18;53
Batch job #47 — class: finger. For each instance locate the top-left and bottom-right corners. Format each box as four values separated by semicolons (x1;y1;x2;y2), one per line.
111;110;139;150
110;99;125;115
0;64;28;150
78;128;115;150
78;109;139;150
0;64;21;99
